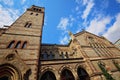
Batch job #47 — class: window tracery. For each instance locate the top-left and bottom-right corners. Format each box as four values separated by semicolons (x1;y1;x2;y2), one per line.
24;22;32;28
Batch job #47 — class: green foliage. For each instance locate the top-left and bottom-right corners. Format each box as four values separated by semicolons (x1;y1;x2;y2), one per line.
98;63;115;80
113;60;120;71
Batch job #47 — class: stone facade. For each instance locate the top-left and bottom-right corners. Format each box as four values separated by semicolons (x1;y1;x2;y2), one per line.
114;39;120;49
0;5;120;80
0;5;44;80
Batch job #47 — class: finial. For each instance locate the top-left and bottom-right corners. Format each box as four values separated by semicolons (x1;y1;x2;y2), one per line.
68;30;74;40
68;30;73;36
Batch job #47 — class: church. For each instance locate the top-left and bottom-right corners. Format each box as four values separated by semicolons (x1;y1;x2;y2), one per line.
0;5;120;80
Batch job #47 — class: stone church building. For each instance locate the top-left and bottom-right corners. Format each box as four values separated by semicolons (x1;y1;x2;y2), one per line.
0;5;120;80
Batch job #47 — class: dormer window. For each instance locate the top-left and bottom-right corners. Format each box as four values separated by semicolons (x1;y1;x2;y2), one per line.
24;22;32;28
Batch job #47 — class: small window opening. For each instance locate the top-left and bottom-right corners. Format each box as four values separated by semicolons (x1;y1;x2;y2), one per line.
15;41;21;48
24;22;32;28
43;52;48;60
65;52;69;58
33;8;36;11
7;40;15;48
36;9;39;11
30;13;33;15
22;41;27;48
39;9;41;12
61;52;64;59
36;14;38;16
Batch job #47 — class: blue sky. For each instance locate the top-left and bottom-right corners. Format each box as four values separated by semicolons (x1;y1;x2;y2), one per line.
0;0;120;44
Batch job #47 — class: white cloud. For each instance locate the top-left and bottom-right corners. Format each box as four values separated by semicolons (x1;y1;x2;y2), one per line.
116;0;120;3
83;0;88;5
103;13;120;43
75;6;79;11
57;17;69;30
57;16;75;44
86;16;111;35
60;35;70;44
57;16;75;31
21;0;26;4
82;0;94;19
0;0;14;6
0;5;19;28
76;24;83;33
75;0;81;4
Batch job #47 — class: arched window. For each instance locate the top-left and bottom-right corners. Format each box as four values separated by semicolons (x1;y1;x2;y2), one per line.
65;52;69;59
41;54;44;59
7;40;15;48
56;53;60;59
22;41;27;48
77;68;90;80
24;22;32;28
0;64;21;80
40;71;56;80
43;52;48;60
60;69;75;80
49;52;55;59
61;52;64;59
15;41;21;48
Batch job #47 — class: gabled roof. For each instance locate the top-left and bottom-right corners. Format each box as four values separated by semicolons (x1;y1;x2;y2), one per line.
114;39;120;44
42;31;108;47
74;30;105;39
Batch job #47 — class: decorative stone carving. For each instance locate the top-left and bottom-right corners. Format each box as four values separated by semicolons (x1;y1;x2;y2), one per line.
6;54;15;61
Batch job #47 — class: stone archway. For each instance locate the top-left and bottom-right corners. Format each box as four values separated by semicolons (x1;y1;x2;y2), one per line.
40;71;56;80
60;69;75;80
0;76;9;80
0;64;21;80
77;67;90;80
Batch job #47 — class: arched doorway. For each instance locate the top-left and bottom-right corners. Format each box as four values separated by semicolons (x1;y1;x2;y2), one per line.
60;69;75;80
0;76;9;80
77;68;90;80
40;71;56;80
0;64;21;80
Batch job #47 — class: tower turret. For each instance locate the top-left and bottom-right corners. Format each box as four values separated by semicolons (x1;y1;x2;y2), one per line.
0;5;44;80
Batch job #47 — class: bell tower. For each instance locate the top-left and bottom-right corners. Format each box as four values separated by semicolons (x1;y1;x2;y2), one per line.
6;5;44;36
0;5;44;80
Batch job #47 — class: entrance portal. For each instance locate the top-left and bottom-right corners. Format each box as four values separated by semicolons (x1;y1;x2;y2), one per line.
0;64;21;80
0;76;9;80
40;71;56;80
77;68;90;80
61;69;75;80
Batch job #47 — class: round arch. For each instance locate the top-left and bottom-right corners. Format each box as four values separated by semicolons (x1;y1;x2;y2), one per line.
60;69;75;80
0;64;21;80
40;71;56;80
77;67;90;80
